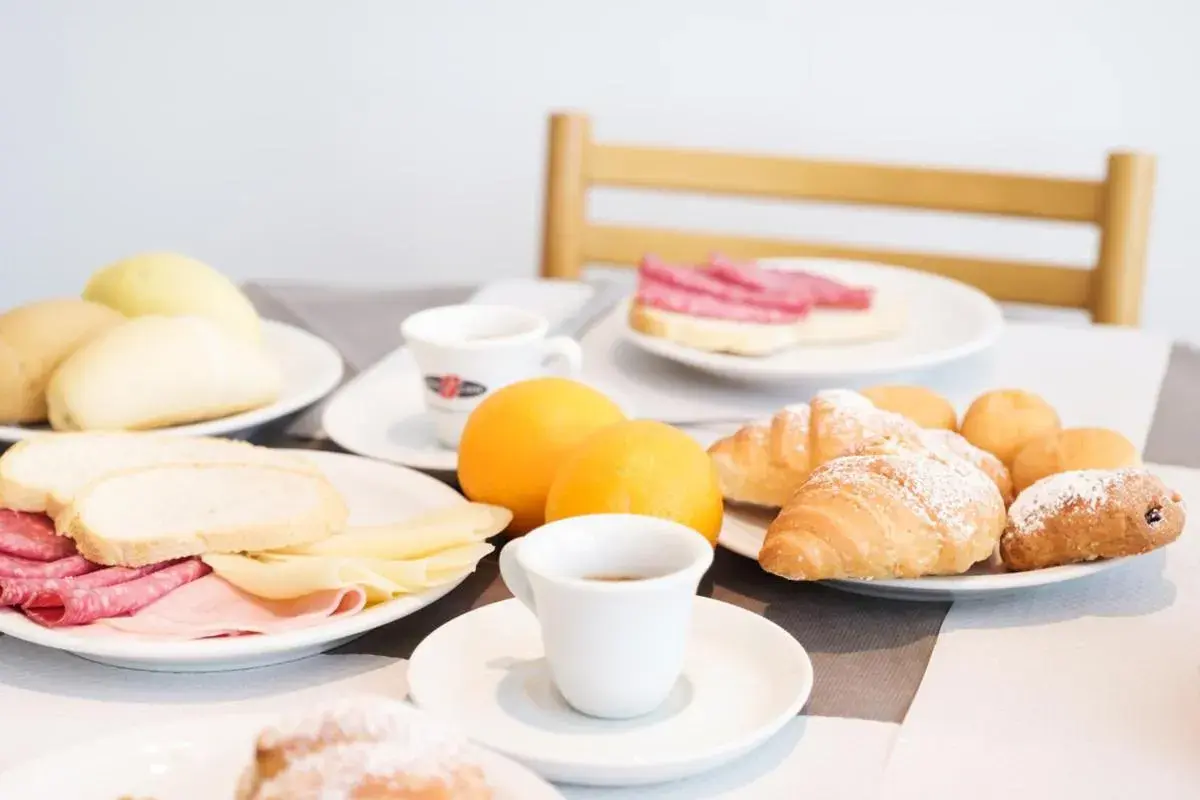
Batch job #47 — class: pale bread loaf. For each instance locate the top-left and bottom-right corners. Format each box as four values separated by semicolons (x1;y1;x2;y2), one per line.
60;463;349;566
0;432;318;516
45;315;282;432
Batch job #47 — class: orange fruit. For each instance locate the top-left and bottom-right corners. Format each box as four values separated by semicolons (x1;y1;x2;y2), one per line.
545;420;724;544
457;377;625;533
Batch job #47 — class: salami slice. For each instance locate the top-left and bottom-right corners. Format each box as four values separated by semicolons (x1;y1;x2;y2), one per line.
0;553;95;580
706;255;874;310
0;509;76;562
0;563;172;608
639;256;814;314
637;277;804;324
25;559;211;627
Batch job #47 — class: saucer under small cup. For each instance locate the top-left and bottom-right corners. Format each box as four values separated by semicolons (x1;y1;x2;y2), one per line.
406;596;814;787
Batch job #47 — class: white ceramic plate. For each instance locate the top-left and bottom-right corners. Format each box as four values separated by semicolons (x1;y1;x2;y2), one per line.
0;710;563;799
720;505;1130;602
622;259;1004;382
0;450;476;671
407;597;813;787
0;320;344;443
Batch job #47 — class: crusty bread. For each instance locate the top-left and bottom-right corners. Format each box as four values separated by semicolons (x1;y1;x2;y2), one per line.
629;292;907;356
0;432;318;516
45;315;282;432
60;463;349;566
0;299;126;423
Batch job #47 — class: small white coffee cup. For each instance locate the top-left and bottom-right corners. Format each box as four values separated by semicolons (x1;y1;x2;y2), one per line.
401;304;583;448
498;514;714;720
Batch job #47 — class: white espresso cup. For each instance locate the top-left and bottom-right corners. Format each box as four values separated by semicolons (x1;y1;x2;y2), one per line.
400;304;583;448
498;514;715;720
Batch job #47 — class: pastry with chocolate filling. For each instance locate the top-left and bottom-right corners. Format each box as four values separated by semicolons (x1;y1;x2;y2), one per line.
1000;468;1185;571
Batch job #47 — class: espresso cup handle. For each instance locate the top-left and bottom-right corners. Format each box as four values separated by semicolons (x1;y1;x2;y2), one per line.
540;336;583;377
499;538;537;613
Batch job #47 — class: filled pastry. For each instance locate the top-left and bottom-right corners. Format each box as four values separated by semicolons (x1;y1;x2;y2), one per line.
1001;468;1185;571
239;697;492;799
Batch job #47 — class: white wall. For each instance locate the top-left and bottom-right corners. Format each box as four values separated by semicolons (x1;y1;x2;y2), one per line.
3;1;1198;337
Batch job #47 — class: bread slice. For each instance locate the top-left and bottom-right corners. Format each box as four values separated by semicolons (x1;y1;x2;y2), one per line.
629;293;908;356
629;303;801;356
60;463;349;566
0;432;318;517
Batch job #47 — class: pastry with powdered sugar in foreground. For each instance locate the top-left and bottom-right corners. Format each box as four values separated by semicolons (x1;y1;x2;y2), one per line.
1000;468;1185;571
238;696;492;800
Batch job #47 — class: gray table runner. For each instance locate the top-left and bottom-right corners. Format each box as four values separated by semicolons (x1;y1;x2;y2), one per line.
245;282;1196;724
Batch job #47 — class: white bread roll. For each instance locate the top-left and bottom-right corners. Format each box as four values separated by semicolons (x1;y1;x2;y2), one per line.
45;316;282;432
0;299;126;423
59;463;349;566
0;432;316;516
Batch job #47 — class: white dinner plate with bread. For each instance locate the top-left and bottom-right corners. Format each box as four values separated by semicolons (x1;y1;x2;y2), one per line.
623;257;1003;382
0;252;345;442
0;318;343;444
709;387;1186;602
0;444;492;672
0;699;564;799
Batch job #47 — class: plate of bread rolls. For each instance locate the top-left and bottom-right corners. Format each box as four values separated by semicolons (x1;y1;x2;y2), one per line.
0;253;343;441
710;387;1187;601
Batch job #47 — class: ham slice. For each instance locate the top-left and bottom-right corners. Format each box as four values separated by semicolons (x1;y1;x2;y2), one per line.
96;574;367;639
0;554;95;580
707;254;874;310
0;510;76;562
24;559;209;627
640;256;814;314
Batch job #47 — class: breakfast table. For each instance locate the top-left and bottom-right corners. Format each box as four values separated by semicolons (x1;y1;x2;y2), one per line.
0;277;1197;799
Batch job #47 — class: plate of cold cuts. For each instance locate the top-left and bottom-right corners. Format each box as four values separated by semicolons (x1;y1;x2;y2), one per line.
622;255;1004;382
0;444;505;671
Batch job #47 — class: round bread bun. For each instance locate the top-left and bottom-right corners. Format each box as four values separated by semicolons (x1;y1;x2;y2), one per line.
0;299;126;424
959;389;1061;467
860;385;957;430
1010;427;1141;495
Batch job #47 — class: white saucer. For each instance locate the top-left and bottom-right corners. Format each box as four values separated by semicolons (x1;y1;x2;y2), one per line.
322;348;460;473
720;504;1130;602
0;710;563;799
406;596;813;787
0;320;345;444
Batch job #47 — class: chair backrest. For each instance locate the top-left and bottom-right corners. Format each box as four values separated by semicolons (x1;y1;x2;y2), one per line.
539;112;1156;326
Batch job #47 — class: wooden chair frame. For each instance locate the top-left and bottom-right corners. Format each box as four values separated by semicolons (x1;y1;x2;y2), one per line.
539;112;1155;326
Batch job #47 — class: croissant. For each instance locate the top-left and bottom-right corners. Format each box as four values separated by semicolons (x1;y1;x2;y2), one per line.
759;453;1006;580
849;428;1015;505
708;390;917;508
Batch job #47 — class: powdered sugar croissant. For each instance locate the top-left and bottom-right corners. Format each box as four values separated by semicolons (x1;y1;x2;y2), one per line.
708;390;918;508
759;453;1006;580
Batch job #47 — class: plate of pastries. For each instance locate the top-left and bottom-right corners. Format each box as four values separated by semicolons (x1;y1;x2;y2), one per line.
0;696;563;798
623;254;1003;381
710;386;1187;601
0;252;343;441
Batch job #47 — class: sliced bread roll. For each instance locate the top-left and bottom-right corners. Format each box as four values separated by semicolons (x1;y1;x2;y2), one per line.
45;315;282;432
0;432;317;516
60;463;349;566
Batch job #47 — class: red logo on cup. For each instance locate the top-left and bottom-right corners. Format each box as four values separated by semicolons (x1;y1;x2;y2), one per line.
424;375;487;400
